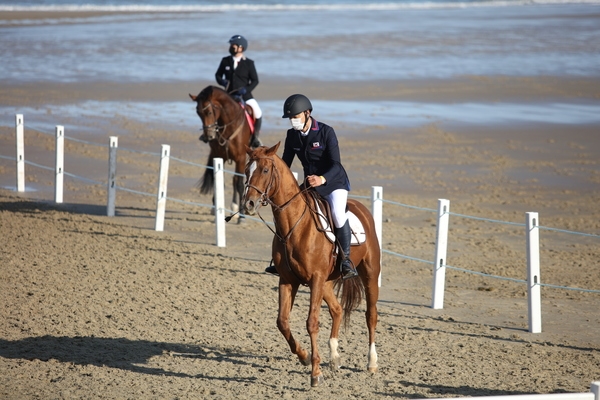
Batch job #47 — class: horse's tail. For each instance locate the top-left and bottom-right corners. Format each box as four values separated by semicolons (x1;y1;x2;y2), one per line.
197;164;214;195
335;276;365;330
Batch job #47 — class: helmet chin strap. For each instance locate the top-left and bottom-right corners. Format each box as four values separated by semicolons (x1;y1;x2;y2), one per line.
302;112;311;132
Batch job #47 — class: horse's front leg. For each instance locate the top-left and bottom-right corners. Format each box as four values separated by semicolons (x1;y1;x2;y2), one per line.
322;281;343;371
231;174;245;223
277;282;309;366
307;281;325;387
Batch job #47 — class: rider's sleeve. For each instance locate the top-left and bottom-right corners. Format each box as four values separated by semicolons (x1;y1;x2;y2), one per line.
245;60;259;94
321;126;343;183
281;132;295;168
215;58;229;87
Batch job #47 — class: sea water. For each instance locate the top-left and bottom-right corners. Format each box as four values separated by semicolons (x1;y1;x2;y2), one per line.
1;0;599;130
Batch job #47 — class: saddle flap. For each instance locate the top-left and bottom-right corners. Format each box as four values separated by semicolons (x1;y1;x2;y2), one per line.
309;192;366;245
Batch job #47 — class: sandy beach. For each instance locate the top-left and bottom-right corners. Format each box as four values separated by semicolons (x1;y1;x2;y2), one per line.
2;73;600;398
2;7;600;399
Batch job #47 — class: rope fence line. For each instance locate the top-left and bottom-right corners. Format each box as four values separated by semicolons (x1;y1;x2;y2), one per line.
3;114;599;334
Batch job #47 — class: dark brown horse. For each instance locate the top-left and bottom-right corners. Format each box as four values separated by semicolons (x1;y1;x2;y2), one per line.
242;143;380;387
189;85;254;222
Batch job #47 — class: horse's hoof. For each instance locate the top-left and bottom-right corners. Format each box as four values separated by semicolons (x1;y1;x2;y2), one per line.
330;356;341;371
311;374;324;387
237;216;246;224
299;356;310;366
368;366;378;374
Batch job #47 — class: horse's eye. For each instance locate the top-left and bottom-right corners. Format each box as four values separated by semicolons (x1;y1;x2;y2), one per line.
263;167;269;174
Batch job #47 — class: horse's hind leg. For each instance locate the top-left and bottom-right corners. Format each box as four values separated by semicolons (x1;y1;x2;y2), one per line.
323;282;343;371
361;258;380;373
277;282;310;366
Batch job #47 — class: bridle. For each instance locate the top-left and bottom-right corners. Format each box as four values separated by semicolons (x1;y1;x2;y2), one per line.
198;98;246;147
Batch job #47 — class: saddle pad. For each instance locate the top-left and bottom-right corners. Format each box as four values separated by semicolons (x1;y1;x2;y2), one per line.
317;204;366;245
241;104;255;134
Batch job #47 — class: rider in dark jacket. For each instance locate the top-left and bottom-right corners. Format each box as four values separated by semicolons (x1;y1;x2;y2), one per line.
264;94;359;280
215;34;262;148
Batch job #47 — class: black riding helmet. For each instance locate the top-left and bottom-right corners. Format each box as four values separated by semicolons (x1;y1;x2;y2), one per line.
282;94;313;118
228;34;248;51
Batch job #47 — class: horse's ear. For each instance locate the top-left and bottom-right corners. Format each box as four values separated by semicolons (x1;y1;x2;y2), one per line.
245;144;253;156
189;93;197;101
266;142;281;155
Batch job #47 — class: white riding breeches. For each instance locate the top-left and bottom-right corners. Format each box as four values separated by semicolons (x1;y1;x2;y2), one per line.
245;98;262;119
326;189;348;229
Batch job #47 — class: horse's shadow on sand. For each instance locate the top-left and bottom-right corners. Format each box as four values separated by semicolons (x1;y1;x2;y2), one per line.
0;198;204;219
0;336;277;381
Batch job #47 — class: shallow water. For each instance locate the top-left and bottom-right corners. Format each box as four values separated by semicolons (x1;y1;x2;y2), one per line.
1;4;600;83
2;100;599;138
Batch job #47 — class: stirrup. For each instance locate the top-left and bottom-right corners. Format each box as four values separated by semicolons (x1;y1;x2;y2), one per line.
341;260;358;280
265;260;278;276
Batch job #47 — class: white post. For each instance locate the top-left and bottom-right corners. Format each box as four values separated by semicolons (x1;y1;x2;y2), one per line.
154;144;170;232
54;126;64;203
432;199;450;309
371;186;383;287
591;382;600;400
15;114;25;192
214;158;226;247
526;212;542;333
107;136;118;217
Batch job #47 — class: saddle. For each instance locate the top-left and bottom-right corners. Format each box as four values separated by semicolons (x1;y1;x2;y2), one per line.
306;190;366;246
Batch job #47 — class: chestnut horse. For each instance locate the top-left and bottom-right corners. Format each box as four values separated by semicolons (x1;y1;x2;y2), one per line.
189;85;254;222
242;143;380;387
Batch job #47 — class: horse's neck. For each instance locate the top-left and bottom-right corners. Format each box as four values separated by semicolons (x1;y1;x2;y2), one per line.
218;98;236;123
271;167;310;236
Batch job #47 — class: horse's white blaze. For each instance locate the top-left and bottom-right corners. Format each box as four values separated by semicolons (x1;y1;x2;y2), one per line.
367;342;378;371
243;161;257;198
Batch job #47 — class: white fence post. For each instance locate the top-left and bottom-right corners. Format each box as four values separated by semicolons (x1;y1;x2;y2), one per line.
107;136;118;217
214;158;226;247
591;382;600;400
15;114;25;192
154;144;170;232
432;199;450;310
371;186;383;287
526;211;542;333
54;126;64;204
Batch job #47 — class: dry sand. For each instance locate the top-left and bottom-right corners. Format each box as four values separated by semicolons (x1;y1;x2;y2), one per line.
1;75;599;398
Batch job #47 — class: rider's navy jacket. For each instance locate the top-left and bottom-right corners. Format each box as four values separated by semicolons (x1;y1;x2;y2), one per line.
282;118;350;197
215;56;258;102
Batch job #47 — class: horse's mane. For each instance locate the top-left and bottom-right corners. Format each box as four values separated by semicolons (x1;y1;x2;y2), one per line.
198;85;214;102
197;85;231;104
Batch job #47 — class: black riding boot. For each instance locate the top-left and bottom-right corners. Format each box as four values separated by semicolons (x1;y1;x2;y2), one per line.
251;117;263;148
335;220;359;280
